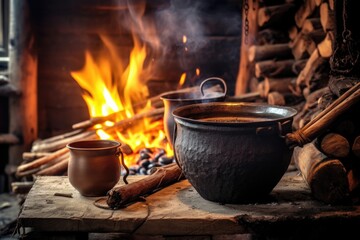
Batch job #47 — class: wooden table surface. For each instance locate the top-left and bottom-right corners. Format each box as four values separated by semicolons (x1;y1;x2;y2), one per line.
18;171;360;237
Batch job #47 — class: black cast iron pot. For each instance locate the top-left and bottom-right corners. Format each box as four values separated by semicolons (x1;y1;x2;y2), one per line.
172;102;297;203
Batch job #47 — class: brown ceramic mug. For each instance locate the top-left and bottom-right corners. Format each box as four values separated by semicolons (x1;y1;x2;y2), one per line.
67;140;123;197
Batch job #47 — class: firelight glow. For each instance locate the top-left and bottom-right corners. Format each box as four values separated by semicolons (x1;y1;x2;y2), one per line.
70;34;173;165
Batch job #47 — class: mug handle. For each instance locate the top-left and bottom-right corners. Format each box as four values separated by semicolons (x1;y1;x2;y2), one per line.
199;77;228;97
116;148;129;185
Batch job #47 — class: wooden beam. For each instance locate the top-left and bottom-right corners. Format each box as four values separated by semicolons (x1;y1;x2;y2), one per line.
8;0;38;175
235;0;259;95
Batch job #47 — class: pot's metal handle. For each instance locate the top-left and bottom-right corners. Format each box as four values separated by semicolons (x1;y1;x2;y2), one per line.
200;77;228;97
172;123;182;169
255;119;292;138
116;147;129;185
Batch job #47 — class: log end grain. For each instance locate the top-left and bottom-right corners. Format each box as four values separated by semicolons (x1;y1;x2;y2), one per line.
309;159;349;204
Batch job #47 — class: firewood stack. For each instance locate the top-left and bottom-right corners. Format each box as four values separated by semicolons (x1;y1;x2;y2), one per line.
244;0;360;205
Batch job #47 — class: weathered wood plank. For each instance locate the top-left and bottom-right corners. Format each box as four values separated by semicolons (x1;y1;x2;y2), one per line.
18;172;360;236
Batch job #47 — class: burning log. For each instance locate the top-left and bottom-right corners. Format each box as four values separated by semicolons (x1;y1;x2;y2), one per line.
106;163;184;209
255;59;295;78
248;43;292;62
267;91;285;105
22;152;51;162
31;107;164;153
292;141;349;204
31;130;97;153
318;132;350;158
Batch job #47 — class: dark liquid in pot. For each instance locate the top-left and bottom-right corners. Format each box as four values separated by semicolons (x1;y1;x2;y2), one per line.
201;116;272;123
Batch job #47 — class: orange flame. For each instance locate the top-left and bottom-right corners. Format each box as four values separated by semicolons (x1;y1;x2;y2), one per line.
71;28;174;165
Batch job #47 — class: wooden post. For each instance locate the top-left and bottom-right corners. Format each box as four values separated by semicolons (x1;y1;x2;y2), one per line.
235;0;259;95
8;1;38;183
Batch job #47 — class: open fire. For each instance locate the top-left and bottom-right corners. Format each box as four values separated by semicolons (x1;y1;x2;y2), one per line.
70;34;173;167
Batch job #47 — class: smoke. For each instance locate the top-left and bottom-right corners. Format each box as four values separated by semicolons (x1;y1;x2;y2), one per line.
154;0;207;54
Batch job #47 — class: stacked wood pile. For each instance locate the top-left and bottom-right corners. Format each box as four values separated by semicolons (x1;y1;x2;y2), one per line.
241;0;360;205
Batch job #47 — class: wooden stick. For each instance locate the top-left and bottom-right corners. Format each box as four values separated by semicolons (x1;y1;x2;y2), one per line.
292;142;349;204
22;152;51;162
107;163;184;209
17;147;69;175
287;82;360;147
36;157;69;176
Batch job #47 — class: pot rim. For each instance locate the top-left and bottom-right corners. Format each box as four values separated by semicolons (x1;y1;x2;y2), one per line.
172;102;297;127
67;139;120;151
160;90;225;103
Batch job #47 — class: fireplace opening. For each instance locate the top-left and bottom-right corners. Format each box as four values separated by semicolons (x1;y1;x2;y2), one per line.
1;0;242;191
3;1;360;239
2;0;360;210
